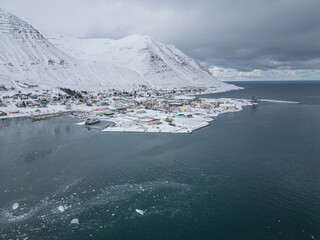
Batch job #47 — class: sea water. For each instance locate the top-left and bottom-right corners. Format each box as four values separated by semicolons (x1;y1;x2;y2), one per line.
0;81;319;239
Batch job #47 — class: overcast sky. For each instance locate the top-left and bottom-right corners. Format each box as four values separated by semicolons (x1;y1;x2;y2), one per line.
1;0;319;80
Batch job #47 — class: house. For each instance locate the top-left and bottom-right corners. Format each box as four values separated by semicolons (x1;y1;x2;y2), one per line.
138;118;161;125
93;109;111;116
179;107;187;111
0;100;7;107
16;101;26;108
164;117;173;122
100;102;109;106
193;97;202;103
220;103;237;110
104;112;115;117
115;108;128;114
211;101;220;107
38;96;50;104
169;103;183;107
200;104;212;110
137;110;147;114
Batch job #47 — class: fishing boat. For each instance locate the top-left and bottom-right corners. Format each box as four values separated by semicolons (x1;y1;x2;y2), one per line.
85;118;100;125
29;112;60;120
250;96;258;105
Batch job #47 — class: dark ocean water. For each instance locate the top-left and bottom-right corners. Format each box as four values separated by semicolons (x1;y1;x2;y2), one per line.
0;81;320;240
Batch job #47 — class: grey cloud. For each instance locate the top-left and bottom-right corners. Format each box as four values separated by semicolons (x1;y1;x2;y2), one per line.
0;0;319;72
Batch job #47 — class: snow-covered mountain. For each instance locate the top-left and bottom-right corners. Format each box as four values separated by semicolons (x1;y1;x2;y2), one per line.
0;8;75;88
0;8;238;92
0;8;144;90
44;34;232;90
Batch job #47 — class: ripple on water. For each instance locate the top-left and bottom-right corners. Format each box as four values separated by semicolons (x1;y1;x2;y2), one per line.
0;179;193;238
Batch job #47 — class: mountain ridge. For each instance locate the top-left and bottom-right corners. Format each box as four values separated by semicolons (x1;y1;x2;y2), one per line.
0;8;238;92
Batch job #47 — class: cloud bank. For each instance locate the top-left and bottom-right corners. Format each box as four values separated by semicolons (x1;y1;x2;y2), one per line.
0;0;319;80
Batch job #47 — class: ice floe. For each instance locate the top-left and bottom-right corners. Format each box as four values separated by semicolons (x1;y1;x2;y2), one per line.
71;218;79;224
12;203;19;210
135;209;145;215
58;206;65;213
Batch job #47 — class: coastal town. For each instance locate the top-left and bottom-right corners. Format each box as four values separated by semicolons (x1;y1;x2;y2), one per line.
0;85;255;134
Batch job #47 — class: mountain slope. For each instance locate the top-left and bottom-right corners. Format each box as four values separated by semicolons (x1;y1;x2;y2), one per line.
0;8;74;87
0;8;146;90
45;34;235;90
0;8;238;92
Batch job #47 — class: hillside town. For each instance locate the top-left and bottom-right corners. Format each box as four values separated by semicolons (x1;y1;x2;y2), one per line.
0;85;254;133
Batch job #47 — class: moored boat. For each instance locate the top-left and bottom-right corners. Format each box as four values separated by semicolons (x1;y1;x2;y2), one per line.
250;96;258;105
85;118;100;125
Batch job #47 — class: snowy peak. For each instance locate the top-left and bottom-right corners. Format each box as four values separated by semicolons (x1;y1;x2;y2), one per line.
45;33;228;88
0;8;38;35
0;8;74;80
0;8;238;92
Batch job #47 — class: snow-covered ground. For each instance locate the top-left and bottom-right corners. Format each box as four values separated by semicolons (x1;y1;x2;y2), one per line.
0;87;253;134
99;98;249;134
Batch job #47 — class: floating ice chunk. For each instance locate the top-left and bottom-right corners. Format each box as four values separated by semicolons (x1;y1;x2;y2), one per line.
58;206;65;213
71;218;79;224
135;209;145;215
12;203;19;210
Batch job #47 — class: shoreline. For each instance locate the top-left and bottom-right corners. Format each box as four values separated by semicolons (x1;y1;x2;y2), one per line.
1;98;252;134
1;96;300;134
0;86;254;134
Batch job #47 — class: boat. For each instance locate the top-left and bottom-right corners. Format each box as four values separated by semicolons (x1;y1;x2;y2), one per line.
30;112;60;120
85;118;100;125
250;96;258;105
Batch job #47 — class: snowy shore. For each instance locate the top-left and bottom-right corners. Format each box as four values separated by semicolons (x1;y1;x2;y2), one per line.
0;87;253;134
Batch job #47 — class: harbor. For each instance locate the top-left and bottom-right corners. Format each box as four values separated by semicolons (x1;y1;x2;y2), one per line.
0;86;253;133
